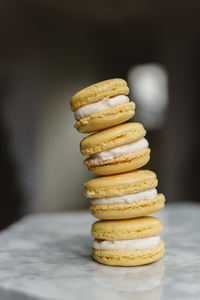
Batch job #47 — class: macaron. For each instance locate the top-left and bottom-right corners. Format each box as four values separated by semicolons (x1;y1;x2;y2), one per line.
85;170;165;220
70;78;135;133
81;123;150;175
92;216;165;266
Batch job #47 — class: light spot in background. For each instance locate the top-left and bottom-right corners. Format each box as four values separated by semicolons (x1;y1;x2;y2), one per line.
128;63;168;129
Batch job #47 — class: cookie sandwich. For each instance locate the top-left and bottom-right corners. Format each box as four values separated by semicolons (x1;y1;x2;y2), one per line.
81;123;150;175
85;170;165;220
70;79;135;133
92;216;165;266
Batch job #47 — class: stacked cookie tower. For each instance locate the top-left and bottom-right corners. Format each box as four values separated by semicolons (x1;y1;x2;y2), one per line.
70;79;165;266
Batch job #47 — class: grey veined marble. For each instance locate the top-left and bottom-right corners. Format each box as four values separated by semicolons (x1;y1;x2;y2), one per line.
0;204;199;300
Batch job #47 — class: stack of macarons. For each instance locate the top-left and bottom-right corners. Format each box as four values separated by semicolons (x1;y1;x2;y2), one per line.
70;78;165;266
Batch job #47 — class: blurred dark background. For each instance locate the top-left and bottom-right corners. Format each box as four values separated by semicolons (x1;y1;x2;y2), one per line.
0;0;200;229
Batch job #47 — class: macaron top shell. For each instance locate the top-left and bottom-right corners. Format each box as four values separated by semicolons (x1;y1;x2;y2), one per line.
80;123;146;155
92;216;163;240
70;78;129;112
85;170;157;198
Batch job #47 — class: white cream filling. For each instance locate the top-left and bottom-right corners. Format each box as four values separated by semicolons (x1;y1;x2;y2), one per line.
90;188;157;205
88;137;148;162
74;95;130;121
93;236;160;251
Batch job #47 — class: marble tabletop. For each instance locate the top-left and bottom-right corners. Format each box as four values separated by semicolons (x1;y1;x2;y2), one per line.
0;203;199;300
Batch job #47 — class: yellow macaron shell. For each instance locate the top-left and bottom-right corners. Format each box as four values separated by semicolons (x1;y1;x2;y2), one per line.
80;123;146;155
93;240;165;266
92;216;163;240
90;193;165;220
70;78;129;112
85;170;158;198
74;102;135;133
84;148;150;175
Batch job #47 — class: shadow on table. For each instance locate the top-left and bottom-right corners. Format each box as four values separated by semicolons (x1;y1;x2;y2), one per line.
91;260;165;300
0;288;42;300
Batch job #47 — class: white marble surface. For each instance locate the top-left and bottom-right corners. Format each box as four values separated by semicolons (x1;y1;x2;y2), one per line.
0;204;199;300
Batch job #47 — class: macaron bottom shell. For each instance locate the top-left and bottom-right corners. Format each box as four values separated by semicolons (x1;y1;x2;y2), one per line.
86;148;150;175
90;194;165;220
74;102;135;133
93;240;165;266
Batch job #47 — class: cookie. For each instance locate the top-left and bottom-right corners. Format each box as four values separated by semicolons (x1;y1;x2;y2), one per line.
92;216;165;266
85;170;165;219
81;123;150;175
70;79;135;133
